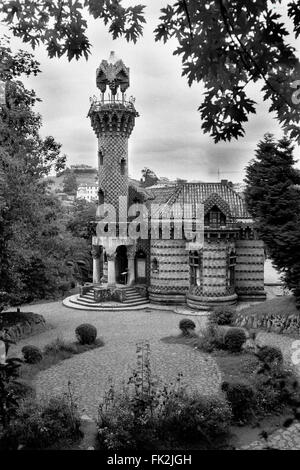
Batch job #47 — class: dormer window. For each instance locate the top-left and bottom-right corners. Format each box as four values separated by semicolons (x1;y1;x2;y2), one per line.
204;205;226;227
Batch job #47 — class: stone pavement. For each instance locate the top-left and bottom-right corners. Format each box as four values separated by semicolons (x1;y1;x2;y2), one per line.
240;423;300;450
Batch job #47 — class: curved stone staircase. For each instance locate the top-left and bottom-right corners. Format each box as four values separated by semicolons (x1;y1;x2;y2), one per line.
65;286;149;311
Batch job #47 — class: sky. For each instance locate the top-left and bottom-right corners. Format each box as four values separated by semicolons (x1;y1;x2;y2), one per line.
4;1;300;183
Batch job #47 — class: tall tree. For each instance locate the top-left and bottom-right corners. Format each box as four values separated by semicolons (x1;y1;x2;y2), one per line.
0;40;92;304
244;134;300;304
62;169;78;195
1;1;300;143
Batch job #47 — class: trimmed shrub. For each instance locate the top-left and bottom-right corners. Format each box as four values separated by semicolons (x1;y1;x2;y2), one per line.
221;381;255;423
224;328;246;353
179;319;196;337
75;324;97;345
21;345;43;364
210;307;236;326
256;346;283;367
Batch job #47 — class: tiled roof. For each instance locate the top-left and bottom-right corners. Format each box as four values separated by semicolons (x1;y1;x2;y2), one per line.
150;182;250;219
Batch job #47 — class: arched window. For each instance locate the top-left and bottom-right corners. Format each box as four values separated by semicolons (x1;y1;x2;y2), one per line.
152;258;159;273
189;250;202;287
120;158;126;176
98;189;104;205
99;150;104;165
228;250;236;288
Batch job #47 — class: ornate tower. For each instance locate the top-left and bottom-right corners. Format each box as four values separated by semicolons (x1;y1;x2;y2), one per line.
88;51;139;216
88;52;139;287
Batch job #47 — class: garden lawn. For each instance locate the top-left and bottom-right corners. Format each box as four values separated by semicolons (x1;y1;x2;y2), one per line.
240;295;299;318
213;351;259;384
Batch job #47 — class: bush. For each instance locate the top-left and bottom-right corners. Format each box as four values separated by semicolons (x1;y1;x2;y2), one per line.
197;325;223;353
179;318;196;337
0;392;81;450
98;380;231;451
221;381;255;423
253;364;300;415
7;380;36;401
97;342;232;450
44;337;78;355
210;307;236;326
256;346;283;367
21;345;43;364
75;324;97;345
224;328;246;353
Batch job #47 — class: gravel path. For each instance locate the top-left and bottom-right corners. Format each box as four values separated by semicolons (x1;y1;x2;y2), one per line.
9;302;221;418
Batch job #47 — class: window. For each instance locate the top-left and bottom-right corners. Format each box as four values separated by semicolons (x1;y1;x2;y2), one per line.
228;250;236;288
204;205;226;227
152;258;159;273
120;158;126;176
98;189;104;205
189;251;202;286
99;150;104;165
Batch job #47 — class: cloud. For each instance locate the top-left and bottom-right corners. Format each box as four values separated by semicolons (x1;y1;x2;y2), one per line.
6;8;300;182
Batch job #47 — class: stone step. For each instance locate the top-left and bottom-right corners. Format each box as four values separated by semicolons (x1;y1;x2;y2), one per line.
72;297;149;307
68;297;149;310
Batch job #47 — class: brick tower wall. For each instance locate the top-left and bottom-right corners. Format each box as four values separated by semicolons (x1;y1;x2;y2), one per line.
149;239;189;302
202;242;228;297
98;133;128;215
235;239;266;300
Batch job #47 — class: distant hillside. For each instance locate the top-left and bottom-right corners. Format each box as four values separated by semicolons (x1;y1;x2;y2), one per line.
46;166;98;192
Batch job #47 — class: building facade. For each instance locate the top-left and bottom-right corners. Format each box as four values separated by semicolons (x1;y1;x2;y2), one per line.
77;183;98;202
87;53;266;308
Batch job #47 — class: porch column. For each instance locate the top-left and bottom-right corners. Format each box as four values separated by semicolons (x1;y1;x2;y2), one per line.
127;246;136;285
92;246;101;284
107;251;116;287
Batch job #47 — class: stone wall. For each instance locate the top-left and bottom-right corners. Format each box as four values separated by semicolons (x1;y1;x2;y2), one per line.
149;239;189;304
235;310;300;335
235;240;266;301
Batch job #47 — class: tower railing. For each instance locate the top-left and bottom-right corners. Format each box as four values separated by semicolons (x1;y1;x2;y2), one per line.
88;97;136;114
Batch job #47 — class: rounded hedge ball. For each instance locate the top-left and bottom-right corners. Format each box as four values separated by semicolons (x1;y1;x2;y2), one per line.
75;324;97;345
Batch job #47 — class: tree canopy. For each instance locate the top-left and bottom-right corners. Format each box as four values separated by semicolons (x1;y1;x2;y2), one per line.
244;133;300;304
0;41;92;306
1;1;300;144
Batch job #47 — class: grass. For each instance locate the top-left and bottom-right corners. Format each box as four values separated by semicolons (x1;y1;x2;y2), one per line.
213;350;260;384
240;295;299;318
161;331;259;384
19;337;104;381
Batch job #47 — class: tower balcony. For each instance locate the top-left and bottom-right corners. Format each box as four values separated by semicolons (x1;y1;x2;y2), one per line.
88;97;139;138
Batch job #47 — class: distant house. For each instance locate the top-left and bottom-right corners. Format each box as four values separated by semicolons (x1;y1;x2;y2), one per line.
76;183;98;202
